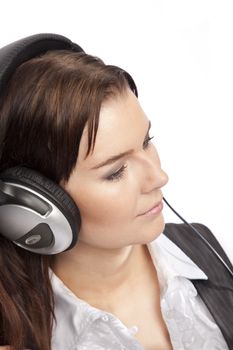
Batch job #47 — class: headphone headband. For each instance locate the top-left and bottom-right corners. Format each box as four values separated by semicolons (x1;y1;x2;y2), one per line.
0;33;84;96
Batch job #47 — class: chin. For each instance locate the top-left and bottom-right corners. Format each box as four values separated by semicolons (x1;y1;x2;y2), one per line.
139;214;166;244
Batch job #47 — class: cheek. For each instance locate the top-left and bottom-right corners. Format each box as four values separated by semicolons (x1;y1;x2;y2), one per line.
72;180;139;226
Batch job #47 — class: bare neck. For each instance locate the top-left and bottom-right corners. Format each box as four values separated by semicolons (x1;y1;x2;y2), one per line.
51;242;156;304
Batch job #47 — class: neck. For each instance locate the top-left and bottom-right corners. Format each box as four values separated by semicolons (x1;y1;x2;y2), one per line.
51;242;150;303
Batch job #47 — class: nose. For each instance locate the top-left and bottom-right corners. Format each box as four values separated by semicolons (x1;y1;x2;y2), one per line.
140;149;169;194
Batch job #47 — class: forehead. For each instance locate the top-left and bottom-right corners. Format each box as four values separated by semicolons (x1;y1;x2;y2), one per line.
77;89;149;167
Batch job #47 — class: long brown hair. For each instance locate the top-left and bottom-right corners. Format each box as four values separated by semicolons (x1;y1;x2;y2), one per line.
0;50;137;349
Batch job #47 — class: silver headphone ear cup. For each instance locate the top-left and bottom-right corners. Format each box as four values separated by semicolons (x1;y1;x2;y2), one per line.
0;167;80;254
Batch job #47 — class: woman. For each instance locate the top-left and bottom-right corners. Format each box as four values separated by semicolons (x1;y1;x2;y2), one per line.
0;34;232;350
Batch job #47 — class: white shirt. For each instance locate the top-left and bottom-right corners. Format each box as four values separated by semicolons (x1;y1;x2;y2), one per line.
51;234;229;350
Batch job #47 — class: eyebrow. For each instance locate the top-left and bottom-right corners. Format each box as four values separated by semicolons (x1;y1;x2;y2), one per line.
91;121;151;170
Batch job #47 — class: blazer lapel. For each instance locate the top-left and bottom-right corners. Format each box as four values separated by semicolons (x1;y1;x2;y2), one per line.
163;222;233;349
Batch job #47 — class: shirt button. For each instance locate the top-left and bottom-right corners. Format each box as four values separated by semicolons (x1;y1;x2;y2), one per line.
129;325;139;335
102;315;109;322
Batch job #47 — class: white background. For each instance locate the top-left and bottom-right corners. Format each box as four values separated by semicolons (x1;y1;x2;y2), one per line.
1;0;233;261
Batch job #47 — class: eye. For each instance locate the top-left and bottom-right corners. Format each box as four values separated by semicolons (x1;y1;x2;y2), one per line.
106;165;127;182
104;132;153;182
143;135;154;149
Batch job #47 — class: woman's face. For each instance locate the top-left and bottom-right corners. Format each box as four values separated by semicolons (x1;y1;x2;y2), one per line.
63;89;169;250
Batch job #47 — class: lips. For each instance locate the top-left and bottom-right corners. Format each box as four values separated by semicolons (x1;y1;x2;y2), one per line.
138;199;163;216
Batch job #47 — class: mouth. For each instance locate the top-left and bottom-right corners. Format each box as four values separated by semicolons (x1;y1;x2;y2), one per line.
137;199;164;217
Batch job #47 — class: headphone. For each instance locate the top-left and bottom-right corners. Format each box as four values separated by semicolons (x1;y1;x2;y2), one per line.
0;34;232;279
0;34;83;255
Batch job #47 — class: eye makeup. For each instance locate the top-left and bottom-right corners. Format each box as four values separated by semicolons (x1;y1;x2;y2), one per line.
105;132;154;182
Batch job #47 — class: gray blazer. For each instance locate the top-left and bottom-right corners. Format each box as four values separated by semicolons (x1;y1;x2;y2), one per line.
164;223;233;350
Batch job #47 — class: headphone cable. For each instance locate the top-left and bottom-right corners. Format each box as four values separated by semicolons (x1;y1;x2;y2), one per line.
163;197;233;278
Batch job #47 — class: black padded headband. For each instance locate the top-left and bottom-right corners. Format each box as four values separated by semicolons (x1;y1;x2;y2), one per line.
0;33;84;96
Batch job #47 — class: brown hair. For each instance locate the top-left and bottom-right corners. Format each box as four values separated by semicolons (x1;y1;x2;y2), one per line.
0;50;137;349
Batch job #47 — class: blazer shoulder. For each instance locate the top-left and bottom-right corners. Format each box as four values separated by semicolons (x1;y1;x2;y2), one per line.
164;222;233;271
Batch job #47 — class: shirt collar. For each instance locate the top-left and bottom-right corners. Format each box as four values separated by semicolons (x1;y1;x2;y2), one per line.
147;233;208;283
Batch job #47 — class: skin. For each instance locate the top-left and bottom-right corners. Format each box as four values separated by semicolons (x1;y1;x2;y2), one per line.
52;88;171;349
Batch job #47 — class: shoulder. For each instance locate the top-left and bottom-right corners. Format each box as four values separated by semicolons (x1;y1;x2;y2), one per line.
163;222;233;276
164;222;217;244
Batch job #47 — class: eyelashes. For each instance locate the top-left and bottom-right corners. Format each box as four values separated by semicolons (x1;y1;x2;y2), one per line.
106;134;154;182
143;135;154;150
106;165;127;182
